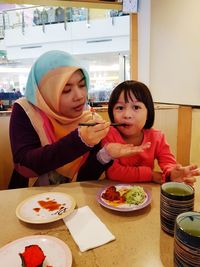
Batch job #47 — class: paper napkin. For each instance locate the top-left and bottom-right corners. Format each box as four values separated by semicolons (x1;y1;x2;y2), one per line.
63;205;115;252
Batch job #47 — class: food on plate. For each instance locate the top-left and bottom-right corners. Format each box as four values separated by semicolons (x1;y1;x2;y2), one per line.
101;186;125;203
19;244;46;267
37;199;62;211
125;186;146;205
101;185;146;206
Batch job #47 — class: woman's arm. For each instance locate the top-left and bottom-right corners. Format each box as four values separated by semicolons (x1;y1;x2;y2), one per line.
77;143;113;181
10;103;93;177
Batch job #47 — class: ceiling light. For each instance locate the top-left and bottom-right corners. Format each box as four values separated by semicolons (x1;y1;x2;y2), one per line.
0;67;30;73
89;64;119;72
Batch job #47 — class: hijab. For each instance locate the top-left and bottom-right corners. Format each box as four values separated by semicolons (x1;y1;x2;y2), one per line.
17;50;93;182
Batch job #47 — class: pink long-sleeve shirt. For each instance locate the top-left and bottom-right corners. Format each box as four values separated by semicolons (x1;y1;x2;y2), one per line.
102;126;177;183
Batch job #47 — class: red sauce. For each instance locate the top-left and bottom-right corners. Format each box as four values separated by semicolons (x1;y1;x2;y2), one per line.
33;208;40;212
38;199;61;211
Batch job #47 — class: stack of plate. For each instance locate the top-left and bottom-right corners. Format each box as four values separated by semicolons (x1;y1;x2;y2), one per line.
160;182;194;236
174;211;200;267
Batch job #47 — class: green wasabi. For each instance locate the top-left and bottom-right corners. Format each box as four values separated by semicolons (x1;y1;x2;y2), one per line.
125;186;146;205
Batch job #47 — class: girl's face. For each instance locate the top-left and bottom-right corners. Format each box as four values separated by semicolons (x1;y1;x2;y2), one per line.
113;90;147;138
60;70;87;118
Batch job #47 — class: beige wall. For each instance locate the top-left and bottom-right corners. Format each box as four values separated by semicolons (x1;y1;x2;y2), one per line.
154;105;178;157
150;0;200;105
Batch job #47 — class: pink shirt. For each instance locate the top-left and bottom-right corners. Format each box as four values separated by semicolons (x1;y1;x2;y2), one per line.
102;126;177;183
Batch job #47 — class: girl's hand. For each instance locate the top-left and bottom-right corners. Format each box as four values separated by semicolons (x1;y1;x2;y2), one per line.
152;171;163;184
105;142;151;159
170;164;200;186
80;120;110;146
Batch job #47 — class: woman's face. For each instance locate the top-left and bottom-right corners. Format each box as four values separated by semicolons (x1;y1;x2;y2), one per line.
59;70;87;118
113;90;147;138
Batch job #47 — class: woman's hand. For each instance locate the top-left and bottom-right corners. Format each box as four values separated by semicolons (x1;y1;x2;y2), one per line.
80;119;110;146
170;164;200;186
105;142;151;159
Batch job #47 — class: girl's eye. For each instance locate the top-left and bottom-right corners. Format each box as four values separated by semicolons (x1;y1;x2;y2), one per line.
115;105;124;110
133;105;141;110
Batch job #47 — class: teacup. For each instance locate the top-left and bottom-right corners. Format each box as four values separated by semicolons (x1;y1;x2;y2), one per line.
174;211;200;266
160;182;194;236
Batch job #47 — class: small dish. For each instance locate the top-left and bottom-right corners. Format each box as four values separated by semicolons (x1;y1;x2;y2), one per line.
97;184;151;212
16;192;76;224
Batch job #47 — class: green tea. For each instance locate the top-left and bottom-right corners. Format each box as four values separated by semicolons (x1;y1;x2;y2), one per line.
164;187;192;196
183;228;200;237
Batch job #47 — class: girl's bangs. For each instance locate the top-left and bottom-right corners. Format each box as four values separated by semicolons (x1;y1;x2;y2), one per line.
123;85;142;103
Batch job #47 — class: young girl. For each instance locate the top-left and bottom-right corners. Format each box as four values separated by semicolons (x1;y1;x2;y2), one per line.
102;80;199;185
9;51;148;188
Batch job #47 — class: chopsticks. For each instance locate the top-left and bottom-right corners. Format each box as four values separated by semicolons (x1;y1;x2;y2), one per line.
79;122;127;126
79;107;127;126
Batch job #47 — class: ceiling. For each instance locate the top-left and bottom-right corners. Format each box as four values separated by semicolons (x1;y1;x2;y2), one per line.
0;3;128;88
0;3;127;68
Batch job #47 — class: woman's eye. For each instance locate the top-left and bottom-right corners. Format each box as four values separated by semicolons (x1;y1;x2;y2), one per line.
63;88;71;94
79;82;86;88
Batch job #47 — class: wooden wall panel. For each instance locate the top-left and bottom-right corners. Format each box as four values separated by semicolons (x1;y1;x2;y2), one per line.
190;109;200;166
0;114;13;190
130;14;138;80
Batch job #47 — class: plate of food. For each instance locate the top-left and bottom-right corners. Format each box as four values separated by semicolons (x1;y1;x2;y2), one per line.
97;184;151;212
0;235;72;267
16;192;76;224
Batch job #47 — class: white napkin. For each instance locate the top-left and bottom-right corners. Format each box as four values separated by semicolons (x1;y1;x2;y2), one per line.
63;206;115;252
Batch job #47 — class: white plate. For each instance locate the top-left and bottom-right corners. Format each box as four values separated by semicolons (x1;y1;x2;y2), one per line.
16;192;76;224
0;235;72;267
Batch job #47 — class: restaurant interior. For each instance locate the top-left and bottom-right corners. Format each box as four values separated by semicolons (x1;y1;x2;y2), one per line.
0;1;200;266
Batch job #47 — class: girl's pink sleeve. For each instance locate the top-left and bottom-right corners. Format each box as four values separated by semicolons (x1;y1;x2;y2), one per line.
155;132;177;182
106;160;153;182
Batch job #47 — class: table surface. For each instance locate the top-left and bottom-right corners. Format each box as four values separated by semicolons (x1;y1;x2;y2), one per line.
0;179;200;267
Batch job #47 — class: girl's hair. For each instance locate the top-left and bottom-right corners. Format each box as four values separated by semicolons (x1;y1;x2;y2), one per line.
108;80;155;128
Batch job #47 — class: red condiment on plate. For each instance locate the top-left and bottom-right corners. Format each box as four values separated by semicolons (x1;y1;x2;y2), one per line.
38;199;61;211
19;244;46;267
